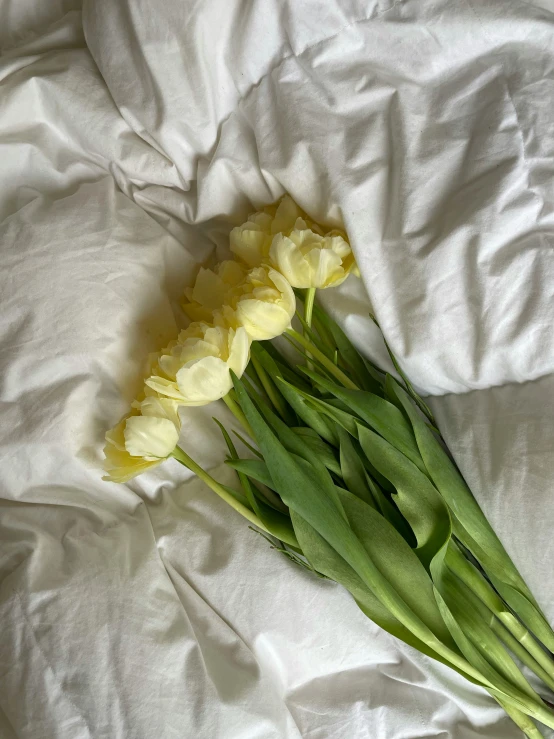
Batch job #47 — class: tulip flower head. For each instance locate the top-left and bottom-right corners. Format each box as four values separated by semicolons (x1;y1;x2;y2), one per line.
182;261;247;322
103;397;181;483
269;227;356;289
145;322;251;405
230;195;317;268
229;266;295;341
229;211;274;268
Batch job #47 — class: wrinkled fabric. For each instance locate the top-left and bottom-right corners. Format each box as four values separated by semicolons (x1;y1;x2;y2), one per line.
0;0;553;737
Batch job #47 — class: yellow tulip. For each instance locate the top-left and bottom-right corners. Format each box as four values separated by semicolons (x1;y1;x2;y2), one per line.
229;195;356;288
269;195;304;236
269;227;356;288
182;258;296;342
229;195;318;267
145;323;251;405
229;211;274;268
132;340;180;404
103;397;181;483
182;261;246;322
231;266;296;341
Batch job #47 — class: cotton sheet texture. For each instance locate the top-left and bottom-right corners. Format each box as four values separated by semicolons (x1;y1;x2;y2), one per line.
1;0;554;737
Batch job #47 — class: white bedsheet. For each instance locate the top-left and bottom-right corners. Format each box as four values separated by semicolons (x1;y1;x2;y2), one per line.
1;0;554;737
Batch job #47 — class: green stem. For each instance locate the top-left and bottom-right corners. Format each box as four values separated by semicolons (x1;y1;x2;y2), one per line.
490;618;554;693
222;392;255;439
493;696;544;739
447;543;554;688
304;287;316;328
171;446;269;532
303;287;316;369
285;328;359;390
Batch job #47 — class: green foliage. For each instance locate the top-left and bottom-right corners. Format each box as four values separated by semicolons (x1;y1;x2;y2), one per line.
183;299;554;736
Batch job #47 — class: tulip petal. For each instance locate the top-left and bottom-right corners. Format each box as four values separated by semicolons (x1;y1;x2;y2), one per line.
271;195;303;235
230;225;271;267
140;396;181;427
229;266;295;341
103;457;161;483
227;327;251;377
191;268;228;310
124;416;180;460
145;375;185;400
219;259;247;286
105;418;128;451
270;233;312;287
235;300;291;341
306;245;343;288
176;356;234;404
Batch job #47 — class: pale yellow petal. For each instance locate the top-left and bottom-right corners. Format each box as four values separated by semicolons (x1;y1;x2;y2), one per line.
227;327;251;376
327;234;351;260
176;356;234;404
158;352;184;381
271;195;303;235
103;457;161;483
230;225;271;267
145;375;185;400
235;300;292;341
305;246;343;288
267;268;295;319
181;301;216;323
191;268;228;310
179;337;220;365
103;429;161;482
201;326;227;354
213;305;240;330
269;233;312;287
218;260;247;286
105;418;128;452
248;211;273;231
124;416;180;460
139;396;181;428
177;322;210;343
231;266;295;340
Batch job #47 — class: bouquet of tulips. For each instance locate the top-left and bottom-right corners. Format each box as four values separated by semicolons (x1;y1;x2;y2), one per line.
104;196;554;738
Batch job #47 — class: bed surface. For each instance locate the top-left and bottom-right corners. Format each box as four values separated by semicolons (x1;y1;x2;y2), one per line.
1;1;553;737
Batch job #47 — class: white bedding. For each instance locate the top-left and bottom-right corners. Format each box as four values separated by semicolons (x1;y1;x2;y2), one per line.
1;0;554;737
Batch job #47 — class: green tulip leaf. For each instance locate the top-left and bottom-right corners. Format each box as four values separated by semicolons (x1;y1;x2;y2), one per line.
387;376;554;653
300;368;427;474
